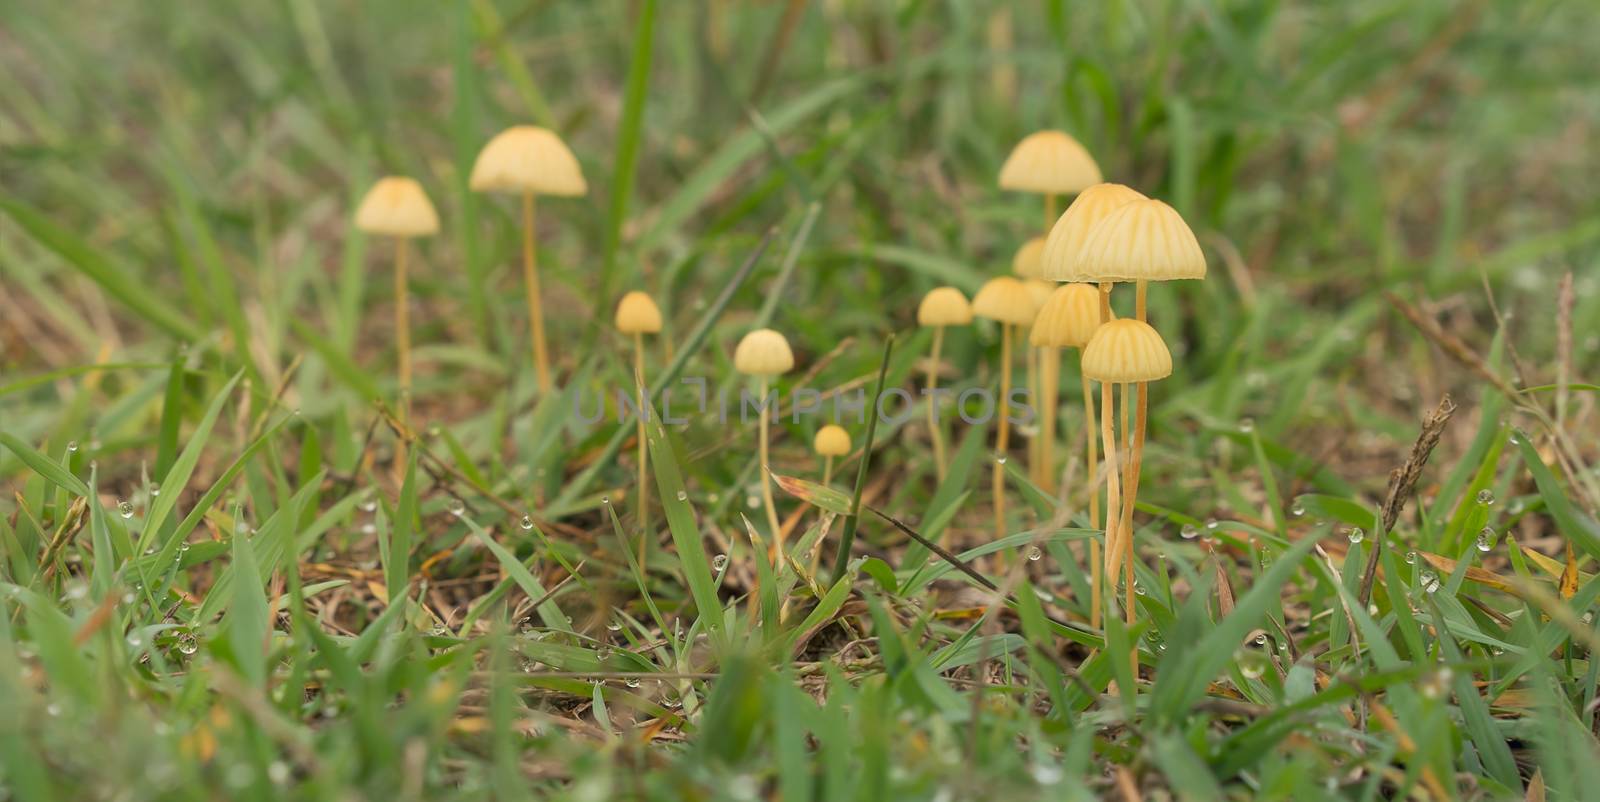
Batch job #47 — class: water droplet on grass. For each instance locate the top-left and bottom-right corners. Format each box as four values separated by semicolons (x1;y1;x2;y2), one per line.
359;499;378;513
1026;546;1042;562
447;498;466;517
1180;524;1198;539
1476;527;1496;552
625;678;641;689
519;515;534;530
1420;571;1440;593
1238;418;1254;434
118;499;135;519
1205;518;1219;530
675;491;688;502
1477;489;1495;506
1290;501;1305;517
1404;550;1417;565
1347;527;1364;544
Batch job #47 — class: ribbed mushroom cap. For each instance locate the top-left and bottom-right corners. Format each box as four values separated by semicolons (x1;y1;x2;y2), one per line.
813;424;851;457
1040;183;1145;281
1012;236;1046;279
1030;284;1105;349
917;287;973;327
972;276;1038;326
354;177;440;238
614;291;662;334
1025;279;1055;313
734;329;795;376
1072;199;1206;283
468;126;588;197
1081;319;1172;383
997;130;1103;195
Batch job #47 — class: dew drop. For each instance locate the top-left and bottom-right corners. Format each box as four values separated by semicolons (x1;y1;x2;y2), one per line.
675;491;688;502
1476;527;1496;552
117;499;135;519
995;455;1008;465
601;496;611;506
711;554;729;572
67;441;79;452
1507;433;1520;446
1404;550;1417;565
625;678;641;689
46;703;61;717
360;522;377;535
447;498;466;517
1238;418;1255;434
1507;498;1524;515
606;621;622;632
1179;523;1199;540
359;499;378;513
149;483;161;497
1133;581;1146;596
1253;633;1267;646
1204;518;1219;531
596;646;612;661
745;495;760;509
519;515;534;531
1290;501;1305;518
1026;546;1043;562
1476;489;1495;506
177;634;199;655
126;633;144;649
1346;527;1364;544
1420;571;1440;594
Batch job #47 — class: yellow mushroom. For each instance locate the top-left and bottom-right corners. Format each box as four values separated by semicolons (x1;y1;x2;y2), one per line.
917;287;973;482
972;276;1040;541
615;290;664;555
999;130;1104;227
470;126;588;394
355;176;440;472
813;424;852;486
734;329;796;548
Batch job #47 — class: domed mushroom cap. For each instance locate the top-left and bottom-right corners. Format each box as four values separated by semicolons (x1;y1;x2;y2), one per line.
1030;284;1105;349
614;291;662;334
355;177;440;238
998;130;1102;195
813;424;851;457
468;126;588;197
1011;236;1047;280
917;287;973;327
972;276;1038;326
1025;279;1055;313
1040;183;1145;281
734;328;795;376
1073;199;1206;283
1081;319;1172;383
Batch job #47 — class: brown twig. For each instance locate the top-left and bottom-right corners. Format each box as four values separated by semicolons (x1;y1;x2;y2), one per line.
1358;394;1455;606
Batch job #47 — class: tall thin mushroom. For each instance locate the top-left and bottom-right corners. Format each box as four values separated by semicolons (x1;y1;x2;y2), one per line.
354;176;440;474
734;328;796;549
813;425;851;486
916;287;973;482
999;130;1103;231
973;276;1041;541
615;290;663;558
1071;198;1205;600
1080;319;1172;689
1012;236;1055;485
1039;182;1145;626
469;126;588;394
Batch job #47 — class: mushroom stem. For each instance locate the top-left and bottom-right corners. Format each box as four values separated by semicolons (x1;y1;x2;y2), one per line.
1039;346;1060;493
1045;193;1057;231
394;237;411;473
758;376;782;548
1098;371;1121;635
1081;363;1101;629
994;323;1014;541
927;325;948;482
521;191;553;393
1028;345;1043;486
633;331;649;564
822;456;834;486
1122;281;1150;682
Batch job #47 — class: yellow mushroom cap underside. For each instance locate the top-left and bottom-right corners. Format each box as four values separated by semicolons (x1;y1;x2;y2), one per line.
917;287;973;327
1012;236;1046;279
972;276;1038;326
1069;199;1207;283
468;126;588;196
1040;183;1145;281
1081;319;1173;383
354;177;440;238
813;425;851;457
997;130;1102;195
1030;284;1105;349
614;291;663;334
734;328;795;375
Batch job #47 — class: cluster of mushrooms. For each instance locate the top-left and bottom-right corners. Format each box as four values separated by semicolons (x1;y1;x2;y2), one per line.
351;125;1203;681
919;130;1205;674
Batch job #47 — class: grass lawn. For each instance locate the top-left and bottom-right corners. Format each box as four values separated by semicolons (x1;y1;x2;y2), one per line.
2;1;1599;799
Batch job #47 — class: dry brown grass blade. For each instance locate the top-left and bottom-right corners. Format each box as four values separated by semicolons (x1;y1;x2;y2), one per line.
1212;551;1236;618
1387;293;1518;397
1527;768;1546;802
1359;394;1455;606
1560;540;1578;600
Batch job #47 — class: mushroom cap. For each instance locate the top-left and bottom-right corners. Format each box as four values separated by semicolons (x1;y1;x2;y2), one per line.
614;291;663;334
1040;183;1145;281
1072;199;1206;283
1011;236;1046;279
734;328;795;376
972;276;1038;326
1081;319;1172;383
354;177;440;238
468;126;588;197
917;287;973;327
998;130;1103;195
1025;279;1055;314
1030;284;1105;349
813;424;851;457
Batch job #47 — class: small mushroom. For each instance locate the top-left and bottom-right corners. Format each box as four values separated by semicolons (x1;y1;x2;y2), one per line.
355;176;440;472
1081;318;1173;685
999;130;1104;228
615;291;664;549
813;424;852;486
972;276;1040;540
1039;183;1147;282
917;287;974;481
470;126;588;394
734;329;796;547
